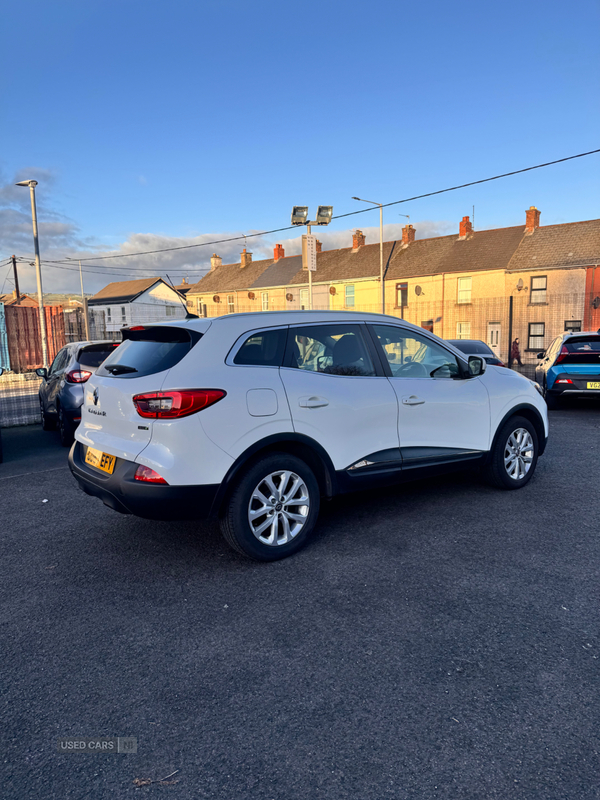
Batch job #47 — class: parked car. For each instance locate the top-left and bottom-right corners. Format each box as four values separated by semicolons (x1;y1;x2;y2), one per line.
69;312;548;561
535;330;600;409
446;339;506;367
37;341;119;446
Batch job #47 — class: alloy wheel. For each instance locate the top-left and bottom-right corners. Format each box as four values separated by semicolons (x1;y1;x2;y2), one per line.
247;470;310;546
504;428;534;481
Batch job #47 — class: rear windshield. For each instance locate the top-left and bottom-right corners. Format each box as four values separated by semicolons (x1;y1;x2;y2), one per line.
78;344;119;369
96;326;201;379
448;340;492;355
560;336;600;364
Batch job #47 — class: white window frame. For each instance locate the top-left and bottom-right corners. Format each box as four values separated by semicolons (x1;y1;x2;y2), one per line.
528;322;545;350
457;277;472;304
261;292;269;311
530;276;547;304
300;289;309;309
227;294;235;314
345;284;355;308
564;320;581;333
456;322;471;339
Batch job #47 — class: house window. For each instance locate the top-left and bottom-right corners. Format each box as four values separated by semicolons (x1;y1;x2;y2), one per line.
396;282;408;307
106;308;112;321
227;294;235;314
197;298;204;315
530;276;547;304
457;277;472;304
121;306;127;323
261;292;269;311
421;320;434;333
166;306;176;316
528;322;545;350
456;322;471;339
300;289;309;309
345;284;355;308
564;320;581;333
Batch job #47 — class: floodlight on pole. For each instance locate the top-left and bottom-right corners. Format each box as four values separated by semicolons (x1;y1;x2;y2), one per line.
352;196;385;313
290;204;333;311
15;178;49;367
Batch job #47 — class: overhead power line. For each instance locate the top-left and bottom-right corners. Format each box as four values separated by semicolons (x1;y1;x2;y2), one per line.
63;148;600;264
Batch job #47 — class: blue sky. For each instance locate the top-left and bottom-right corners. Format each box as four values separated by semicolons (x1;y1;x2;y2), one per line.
1;0;599;293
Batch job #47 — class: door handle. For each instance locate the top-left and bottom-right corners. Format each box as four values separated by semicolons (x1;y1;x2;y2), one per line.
298;396;329;409
402;395;425;406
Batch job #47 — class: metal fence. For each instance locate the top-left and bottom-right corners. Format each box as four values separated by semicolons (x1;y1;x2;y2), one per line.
0;372;42;427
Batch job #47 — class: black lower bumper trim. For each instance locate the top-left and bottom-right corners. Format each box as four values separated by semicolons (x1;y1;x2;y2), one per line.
68;441;219;520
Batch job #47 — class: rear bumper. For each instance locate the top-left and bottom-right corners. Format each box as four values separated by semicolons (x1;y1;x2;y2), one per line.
548;373;600;396
68;441;219;520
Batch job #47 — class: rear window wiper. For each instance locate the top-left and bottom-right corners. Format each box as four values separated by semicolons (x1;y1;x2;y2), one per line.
105;365;138;375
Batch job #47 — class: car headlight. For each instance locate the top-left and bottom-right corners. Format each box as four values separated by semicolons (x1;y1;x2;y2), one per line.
529;379;543;396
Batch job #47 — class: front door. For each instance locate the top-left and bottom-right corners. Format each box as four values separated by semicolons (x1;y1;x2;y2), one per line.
487;323;501;358
368;324;490;467
280;323;399;471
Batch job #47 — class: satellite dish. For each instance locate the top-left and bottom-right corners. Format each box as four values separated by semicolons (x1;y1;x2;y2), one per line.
286;293;293;302
415;285;422;296
213;295;220;303
329;286;336;295
592;296;600;309
248;292;255;300
516;278;524;291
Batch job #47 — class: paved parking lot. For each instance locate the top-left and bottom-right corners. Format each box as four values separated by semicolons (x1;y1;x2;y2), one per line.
1;401;600;799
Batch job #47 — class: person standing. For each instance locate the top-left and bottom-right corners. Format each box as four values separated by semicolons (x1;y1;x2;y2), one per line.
511;337;523;367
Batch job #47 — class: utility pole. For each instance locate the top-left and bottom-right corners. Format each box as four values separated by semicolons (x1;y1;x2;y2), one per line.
79;261;90;340
11;256;20;302
15;180;49;368
307;222;313;310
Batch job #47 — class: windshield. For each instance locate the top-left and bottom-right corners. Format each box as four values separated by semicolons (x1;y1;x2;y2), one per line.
78;344;119;369
559;336;600;364
96;326;201;379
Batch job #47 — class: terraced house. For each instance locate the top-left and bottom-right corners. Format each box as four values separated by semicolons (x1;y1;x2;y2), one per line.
186;208;600;365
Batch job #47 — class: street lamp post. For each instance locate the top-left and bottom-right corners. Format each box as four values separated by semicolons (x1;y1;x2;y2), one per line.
352;197;385;314
15;179;49;368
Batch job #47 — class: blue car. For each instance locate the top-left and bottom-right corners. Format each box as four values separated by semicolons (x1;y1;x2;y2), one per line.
535;331;600;409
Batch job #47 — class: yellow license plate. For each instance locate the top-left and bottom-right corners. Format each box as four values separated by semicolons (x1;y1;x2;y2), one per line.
85;446;116;474
587;382;600;390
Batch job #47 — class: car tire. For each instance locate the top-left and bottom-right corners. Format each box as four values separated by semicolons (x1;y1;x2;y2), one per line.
58;406;74;447
40;400;56;431
219;452;321;561
485;415;539;490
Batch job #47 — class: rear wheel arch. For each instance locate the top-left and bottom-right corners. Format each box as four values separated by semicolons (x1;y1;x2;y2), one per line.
212;434;336;518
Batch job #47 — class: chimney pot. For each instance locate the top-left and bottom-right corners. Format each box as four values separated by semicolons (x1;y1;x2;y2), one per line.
210;253;222;271
525;206;541;233
402;224;415;245
240;248;253;268
316;239;322;253
273;243;285;261
459;215;473;239
352;229;366;250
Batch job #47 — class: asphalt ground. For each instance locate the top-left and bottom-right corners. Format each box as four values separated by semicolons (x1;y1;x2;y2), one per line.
1;400;600;800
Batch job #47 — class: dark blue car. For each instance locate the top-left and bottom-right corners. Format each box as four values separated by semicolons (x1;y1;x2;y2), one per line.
535;331;600;408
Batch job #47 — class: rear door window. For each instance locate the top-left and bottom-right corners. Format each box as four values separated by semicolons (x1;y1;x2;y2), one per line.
284;324;376;376
96;326;201;379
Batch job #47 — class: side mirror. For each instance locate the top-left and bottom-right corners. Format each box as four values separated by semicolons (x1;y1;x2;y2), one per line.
536;352;545;359
35;367;48;379
467;356;486;377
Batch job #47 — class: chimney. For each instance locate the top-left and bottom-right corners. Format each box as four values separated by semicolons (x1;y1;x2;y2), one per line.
274;243;285;261
210;253;222;271
316;239;322;253
240;248;253;268
525;206;541;233
402;224;415;245
352;229;366;251
458;215;473;239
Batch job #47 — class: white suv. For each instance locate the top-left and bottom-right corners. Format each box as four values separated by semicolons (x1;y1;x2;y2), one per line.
69;311;549;561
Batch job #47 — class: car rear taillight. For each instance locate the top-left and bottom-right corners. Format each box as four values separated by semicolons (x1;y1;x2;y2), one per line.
555;378;573;384
132;389;226;419
66;369;92;383
555;345;569;364
134;465;168;484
